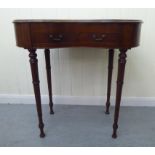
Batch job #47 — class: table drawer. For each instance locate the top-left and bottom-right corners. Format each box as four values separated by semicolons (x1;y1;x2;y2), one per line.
31;32;121;47
31;32;77;44
30;23;121;47
78;33;120;44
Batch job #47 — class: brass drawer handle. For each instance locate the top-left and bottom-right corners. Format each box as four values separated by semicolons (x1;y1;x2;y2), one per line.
92;34;106;41
49;34;63;41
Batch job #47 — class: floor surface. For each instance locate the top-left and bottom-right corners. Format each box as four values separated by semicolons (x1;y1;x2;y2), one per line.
0;104;155;147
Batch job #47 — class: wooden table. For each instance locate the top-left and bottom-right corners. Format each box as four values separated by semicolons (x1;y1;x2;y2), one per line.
13;19;142;138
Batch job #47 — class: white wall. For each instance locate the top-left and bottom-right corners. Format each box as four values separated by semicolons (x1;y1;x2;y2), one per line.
0;8;155;101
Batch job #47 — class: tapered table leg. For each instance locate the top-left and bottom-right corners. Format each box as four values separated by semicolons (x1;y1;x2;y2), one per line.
105;49;114;114
112;49;128;139
44;49;54;114
28;49;45;138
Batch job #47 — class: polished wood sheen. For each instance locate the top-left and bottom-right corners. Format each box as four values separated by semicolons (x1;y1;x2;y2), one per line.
13;19;142;139
105;49;114;114
44;49;54;115
28;49;45;138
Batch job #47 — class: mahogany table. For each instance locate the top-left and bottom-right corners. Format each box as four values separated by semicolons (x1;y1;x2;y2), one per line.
13;19;142;138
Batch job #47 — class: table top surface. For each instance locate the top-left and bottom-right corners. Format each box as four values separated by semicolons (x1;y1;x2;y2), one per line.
13;19;143;23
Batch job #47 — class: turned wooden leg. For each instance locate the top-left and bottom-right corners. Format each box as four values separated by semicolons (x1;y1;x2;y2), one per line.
105;49;114;114
44;49;54;114
28;49;45;138
112;49;128;139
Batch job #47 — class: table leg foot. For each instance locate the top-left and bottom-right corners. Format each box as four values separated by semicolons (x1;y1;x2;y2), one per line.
112;133;117;139
39;123;45;138
112;123;118;138
50;104;54;115
40;132;45;138
105;111;110;115
105;104;110;114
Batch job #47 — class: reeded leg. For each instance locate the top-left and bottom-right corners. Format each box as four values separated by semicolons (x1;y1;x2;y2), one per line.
44;49;54;114
112;49;128;139
105;49;114;114
28;49;45;138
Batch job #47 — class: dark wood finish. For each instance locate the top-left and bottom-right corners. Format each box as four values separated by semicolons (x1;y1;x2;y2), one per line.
112;49;128;138
14;23;32;47
13;19;142;139
28;49;45;138
105;49;114;114
14;20;142;49
44;49;54;114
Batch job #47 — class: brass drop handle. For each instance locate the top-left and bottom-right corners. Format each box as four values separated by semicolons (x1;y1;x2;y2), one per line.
92;34;106;41
49;34;63;41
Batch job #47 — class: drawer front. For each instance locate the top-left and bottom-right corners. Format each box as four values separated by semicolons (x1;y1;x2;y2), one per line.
30;23;121;47
31;32;77;44
77;33;120;44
